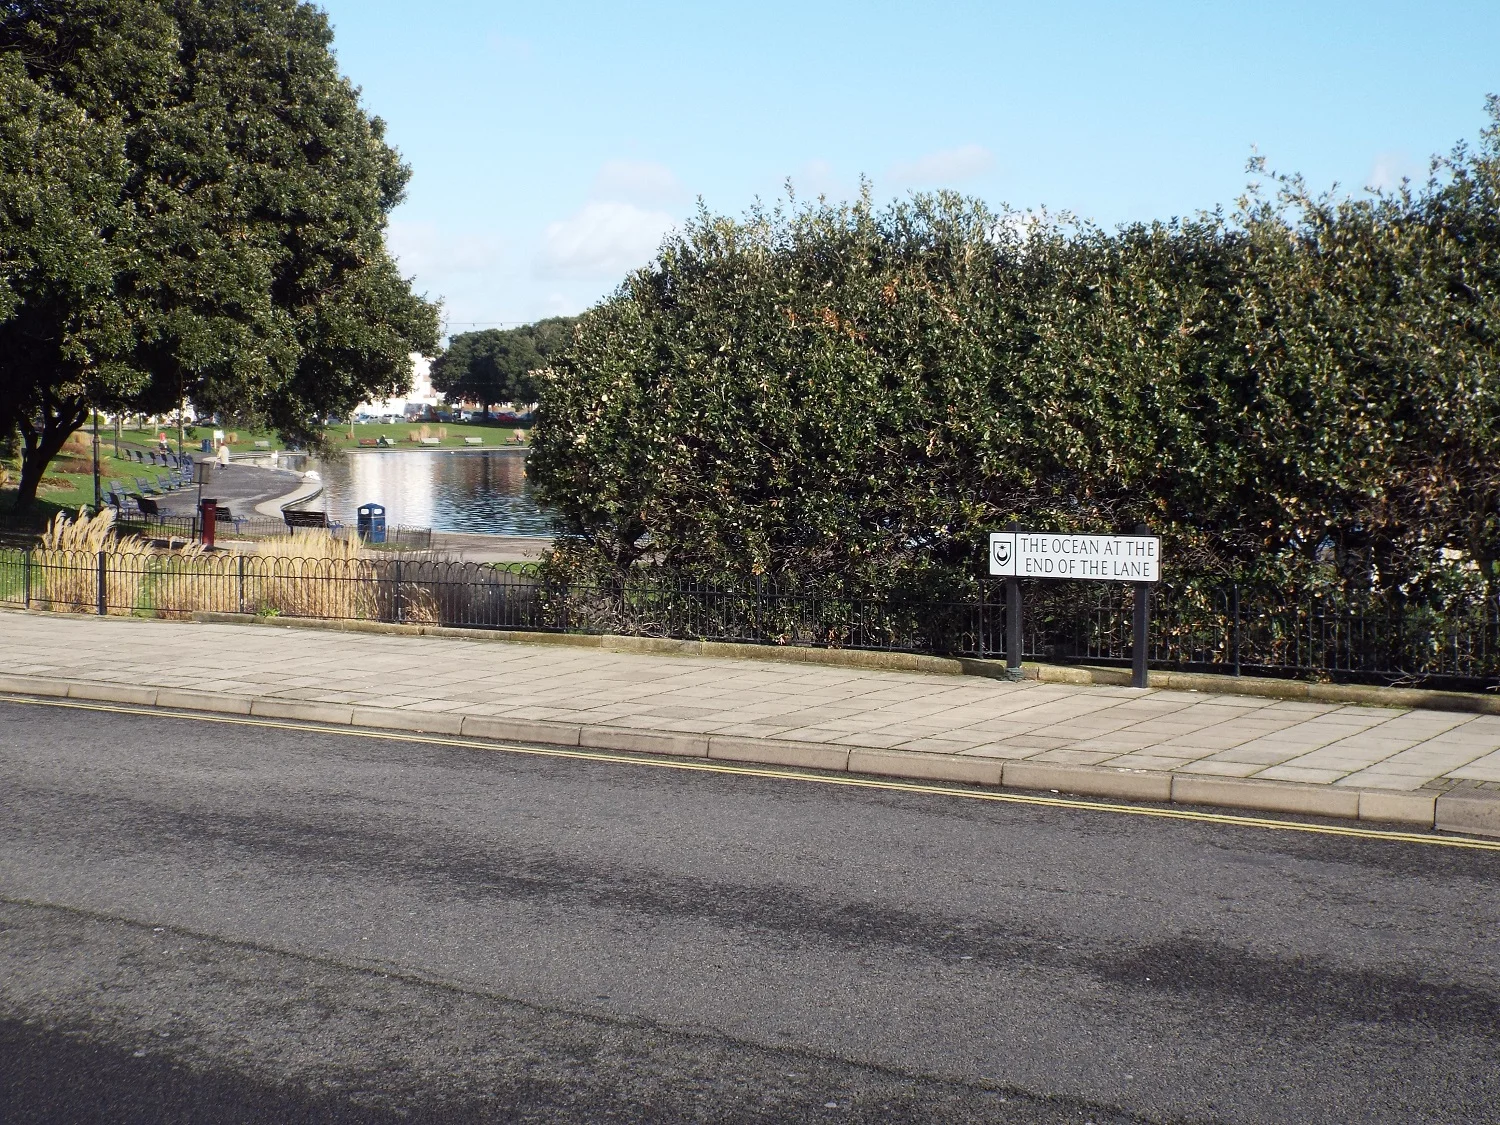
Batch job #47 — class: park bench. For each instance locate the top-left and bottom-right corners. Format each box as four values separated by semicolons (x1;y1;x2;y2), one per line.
463;436;483;445
358;438;379;447
283;509;328;531
254;439;271;449
136;496;160;516
211;505;248;534
107;482;138;515
135;476;160;496
420;436;441;445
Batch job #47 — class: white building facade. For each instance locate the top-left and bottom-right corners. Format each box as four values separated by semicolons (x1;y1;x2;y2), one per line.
356;353;440;418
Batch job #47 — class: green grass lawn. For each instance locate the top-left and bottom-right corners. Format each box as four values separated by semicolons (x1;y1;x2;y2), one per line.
117;419;530;454
1;446;155;522
324;420;532;450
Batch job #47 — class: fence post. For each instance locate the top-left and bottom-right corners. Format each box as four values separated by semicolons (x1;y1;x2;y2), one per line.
1131;523;1150;689
1132;582;1150;688
237;553;246;615
393;559;404;624
1005;520;1023;680
976;583;986;660
97;550;107;616
755;574;764;642
24;551;32;608
1232;582;1242;677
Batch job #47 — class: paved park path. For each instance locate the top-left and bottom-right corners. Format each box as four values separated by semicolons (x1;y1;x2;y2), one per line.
4;611;1500;809
144;462;304;517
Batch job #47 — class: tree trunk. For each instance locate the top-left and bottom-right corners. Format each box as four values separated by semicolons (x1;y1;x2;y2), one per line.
14;396;88;512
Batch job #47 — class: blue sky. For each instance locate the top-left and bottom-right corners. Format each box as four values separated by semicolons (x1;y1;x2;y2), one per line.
316;0;1500;339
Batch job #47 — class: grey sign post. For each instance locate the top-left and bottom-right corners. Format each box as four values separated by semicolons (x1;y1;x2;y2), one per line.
1001;521;1022;680
989;528;1161;689
1132;523;1151;689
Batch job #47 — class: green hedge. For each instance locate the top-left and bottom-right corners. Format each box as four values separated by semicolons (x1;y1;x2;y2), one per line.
531;105;1500;610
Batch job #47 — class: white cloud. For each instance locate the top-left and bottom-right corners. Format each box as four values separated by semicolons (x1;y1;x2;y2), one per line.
888;143;995;186
592;159;687;206
1366;151;1419;193
386;221;507;277
536;201;676;279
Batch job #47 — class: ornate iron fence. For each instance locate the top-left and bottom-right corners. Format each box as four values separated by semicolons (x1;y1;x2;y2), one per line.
1;548;1496;691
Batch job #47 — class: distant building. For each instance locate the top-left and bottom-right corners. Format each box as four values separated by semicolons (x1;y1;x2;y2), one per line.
356;353;438;419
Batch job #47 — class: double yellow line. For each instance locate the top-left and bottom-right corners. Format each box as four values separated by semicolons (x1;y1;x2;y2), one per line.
11;695;1500;852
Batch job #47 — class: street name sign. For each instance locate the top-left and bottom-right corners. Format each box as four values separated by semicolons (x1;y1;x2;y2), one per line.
989;531;1160;581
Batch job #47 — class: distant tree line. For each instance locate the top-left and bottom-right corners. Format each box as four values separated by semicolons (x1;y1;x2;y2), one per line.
429;318;574;417
0;0;438;509
530;100;1500;606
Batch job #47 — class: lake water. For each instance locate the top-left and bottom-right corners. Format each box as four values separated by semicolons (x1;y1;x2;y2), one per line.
312;450;555;536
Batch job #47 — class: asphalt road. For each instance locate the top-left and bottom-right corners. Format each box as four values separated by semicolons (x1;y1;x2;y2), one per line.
1;698;1497;1124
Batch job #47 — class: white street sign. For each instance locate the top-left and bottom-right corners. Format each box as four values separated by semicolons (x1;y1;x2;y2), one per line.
989;532;1160;581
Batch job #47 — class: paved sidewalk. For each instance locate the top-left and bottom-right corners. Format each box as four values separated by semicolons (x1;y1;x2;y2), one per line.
5;611;1500;804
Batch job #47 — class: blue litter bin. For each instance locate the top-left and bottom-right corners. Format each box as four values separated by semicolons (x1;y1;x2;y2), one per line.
357;503;386;544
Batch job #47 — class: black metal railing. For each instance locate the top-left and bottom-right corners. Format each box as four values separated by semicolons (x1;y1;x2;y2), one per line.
1018;579;1500;690
2;548;1496;691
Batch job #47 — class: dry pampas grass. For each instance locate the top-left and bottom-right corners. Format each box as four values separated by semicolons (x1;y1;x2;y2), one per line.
151;529;379;620
24;515;415;625
248;529;378;619
32;508;158;614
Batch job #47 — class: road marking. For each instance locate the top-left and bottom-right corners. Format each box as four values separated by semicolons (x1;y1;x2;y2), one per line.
9;695;1500;851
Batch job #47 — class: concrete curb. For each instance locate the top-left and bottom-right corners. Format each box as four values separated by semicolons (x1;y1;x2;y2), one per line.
168;609;1500;715
4;671;1495;839
1435;789;1500;837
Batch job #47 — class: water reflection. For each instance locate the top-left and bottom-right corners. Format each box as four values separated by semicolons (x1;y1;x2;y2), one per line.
314;450;554;535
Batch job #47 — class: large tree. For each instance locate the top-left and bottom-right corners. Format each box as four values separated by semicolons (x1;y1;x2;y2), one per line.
0;0;439;508
430;317;573;416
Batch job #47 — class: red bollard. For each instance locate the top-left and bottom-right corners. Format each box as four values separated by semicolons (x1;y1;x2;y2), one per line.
199;498;217;548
